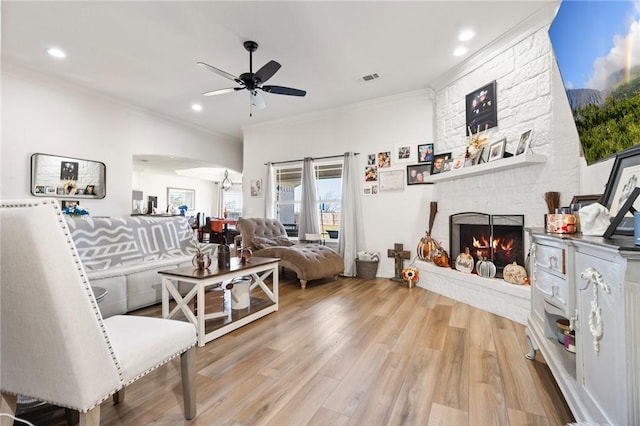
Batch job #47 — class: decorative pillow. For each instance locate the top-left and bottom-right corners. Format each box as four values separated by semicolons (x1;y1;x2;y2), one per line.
251;236;295;250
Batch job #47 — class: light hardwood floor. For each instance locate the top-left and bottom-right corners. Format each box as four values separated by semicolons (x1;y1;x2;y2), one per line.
18;275;574;425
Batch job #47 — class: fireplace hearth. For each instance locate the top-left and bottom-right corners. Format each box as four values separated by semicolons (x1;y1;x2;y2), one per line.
450;212;524;278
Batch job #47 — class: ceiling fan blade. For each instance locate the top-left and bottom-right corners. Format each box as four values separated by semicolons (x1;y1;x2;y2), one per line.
250;90;266;109
262;85;307;97
197;62;242;84
202;87;242;96
254;60;281;84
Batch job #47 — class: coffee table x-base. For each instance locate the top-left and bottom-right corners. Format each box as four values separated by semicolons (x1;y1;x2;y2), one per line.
160;257;279;347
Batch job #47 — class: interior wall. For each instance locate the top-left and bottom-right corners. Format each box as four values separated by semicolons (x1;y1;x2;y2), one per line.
132;169;218;215
242;90;436;278
1;66;242;217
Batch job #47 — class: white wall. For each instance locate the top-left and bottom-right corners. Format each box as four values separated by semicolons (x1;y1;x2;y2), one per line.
1;66;242;217
132;169;218;214
243;90;436;278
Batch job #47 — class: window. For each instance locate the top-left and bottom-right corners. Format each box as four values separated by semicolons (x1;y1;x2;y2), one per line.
275;160;343;238
221;183;242;220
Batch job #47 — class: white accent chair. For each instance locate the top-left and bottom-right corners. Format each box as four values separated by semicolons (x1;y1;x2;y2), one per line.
0;199;197;425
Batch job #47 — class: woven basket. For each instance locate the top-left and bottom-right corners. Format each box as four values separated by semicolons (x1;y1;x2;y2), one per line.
355;259;379;280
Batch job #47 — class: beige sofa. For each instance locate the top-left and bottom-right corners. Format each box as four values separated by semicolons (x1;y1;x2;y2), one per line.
237;218;344;289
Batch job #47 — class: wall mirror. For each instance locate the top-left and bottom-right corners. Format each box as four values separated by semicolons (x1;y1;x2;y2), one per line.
31;153;106;199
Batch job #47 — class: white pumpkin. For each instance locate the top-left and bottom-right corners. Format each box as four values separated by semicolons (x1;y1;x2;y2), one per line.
475;256;496;279
455;247;474;274
503;261;528;285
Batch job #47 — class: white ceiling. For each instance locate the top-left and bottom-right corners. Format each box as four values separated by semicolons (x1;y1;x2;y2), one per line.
2;0;557;177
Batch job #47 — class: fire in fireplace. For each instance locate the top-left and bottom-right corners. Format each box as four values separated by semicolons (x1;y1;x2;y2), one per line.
450;213;524;278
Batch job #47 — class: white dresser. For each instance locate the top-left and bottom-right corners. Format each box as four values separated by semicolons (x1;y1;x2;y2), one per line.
526;230;640;425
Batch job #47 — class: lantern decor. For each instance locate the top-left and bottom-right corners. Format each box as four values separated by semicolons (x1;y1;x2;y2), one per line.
402;266;420;288
417;201;440;261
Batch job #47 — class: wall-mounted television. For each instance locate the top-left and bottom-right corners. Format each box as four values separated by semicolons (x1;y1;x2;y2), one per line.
549;0;640;165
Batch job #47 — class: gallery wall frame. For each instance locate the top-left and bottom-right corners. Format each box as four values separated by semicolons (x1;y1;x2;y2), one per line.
406;164;433;185
418;144;434;163
379;169;405;191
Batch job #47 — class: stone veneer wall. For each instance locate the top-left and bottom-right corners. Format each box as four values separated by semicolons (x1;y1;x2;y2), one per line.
416;24;581;323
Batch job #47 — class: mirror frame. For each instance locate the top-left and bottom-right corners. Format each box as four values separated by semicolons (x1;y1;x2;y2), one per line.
30;153;106;199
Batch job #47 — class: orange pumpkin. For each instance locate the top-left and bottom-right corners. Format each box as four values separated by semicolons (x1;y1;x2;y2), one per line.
433;247;450;267
417;232;439;261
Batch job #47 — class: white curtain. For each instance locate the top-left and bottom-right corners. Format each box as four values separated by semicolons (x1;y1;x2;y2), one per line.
339;152;365;276
298;157;320;237
264;162;276;219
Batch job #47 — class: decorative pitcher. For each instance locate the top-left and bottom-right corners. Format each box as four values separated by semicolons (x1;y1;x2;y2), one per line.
192;249;212;271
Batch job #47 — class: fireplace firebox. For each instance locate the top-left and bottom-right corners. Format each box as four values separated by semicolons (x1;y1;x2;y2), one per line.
450;213;525;278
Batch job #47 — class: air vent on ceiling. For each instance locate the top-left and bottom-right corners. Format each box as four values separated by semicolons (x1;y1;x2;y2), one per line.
357;73;380;83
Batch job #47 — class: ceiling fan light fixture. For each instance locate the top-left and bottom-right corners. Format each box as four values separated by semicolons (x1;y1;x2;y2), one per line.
221;170;233;191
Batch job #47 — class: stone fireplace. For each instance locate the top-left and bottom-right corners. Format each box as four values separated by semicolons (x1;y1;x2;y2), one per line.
449;213;525;278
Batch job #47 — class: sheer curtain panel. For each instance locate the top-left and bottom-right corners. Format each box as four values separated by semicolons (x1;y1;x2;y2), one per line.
298;157;320;237
339;152;365;276
265;162;276;219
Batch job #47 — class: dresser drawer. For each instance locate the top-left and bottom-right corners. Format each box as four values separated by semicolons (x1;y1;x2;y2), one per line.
534;267;568;311
535;243;565;276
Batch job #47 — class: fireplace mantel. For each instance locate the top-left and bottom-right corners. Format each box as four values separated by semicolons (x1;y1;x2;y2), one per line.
415;260;531;324
425;152;546;183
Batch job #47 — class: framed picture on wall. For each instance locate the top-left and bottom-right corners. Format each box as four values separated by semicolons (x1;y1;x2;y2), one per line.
379;169;405;191
466;81;497;136
393;144;414;163
418;143;434;163
167;187;195;210
406;163;432;185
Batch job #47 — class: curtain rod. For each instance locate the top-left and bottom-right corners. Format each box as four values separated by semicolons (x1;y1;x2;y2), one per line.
265;153;359;166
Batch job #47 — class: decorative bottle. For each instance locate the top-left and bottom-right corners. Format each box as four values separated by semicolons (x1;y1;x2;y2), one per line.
218;238;231;269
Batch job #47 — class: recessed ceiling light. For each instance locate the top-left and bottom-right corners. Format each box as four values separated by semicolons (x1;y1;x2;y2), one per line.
46;47;66;59
458;29;475;42
453;47;468;57
191;104;203;112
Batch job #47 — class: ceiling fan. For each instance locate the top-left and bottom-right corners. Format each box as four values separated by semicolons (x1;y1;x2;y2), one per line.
198;40;306;114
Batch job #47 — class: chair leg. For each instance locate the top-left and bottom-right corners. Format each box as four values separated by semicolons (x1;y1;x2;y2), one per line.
113;388;125;405
181;347;197;420
0;392;17;426
65;408;79;426
79;406;100;426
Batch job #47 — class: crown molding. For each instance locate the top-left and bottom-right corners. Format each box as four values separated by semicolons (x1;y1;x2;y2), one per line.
242;88;435;135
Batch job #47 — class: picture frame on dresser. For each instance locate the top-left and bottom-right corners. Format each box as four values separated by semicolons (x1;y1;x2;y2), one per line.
600;144;640;235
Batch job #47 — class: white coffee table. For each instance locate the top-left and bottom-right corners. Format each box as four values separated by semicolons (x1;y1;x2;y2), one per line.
160;256;279;347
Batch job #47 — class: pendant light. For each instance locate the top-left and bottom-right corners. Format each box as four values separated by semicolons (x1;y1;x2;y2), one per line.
221;170;233;191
